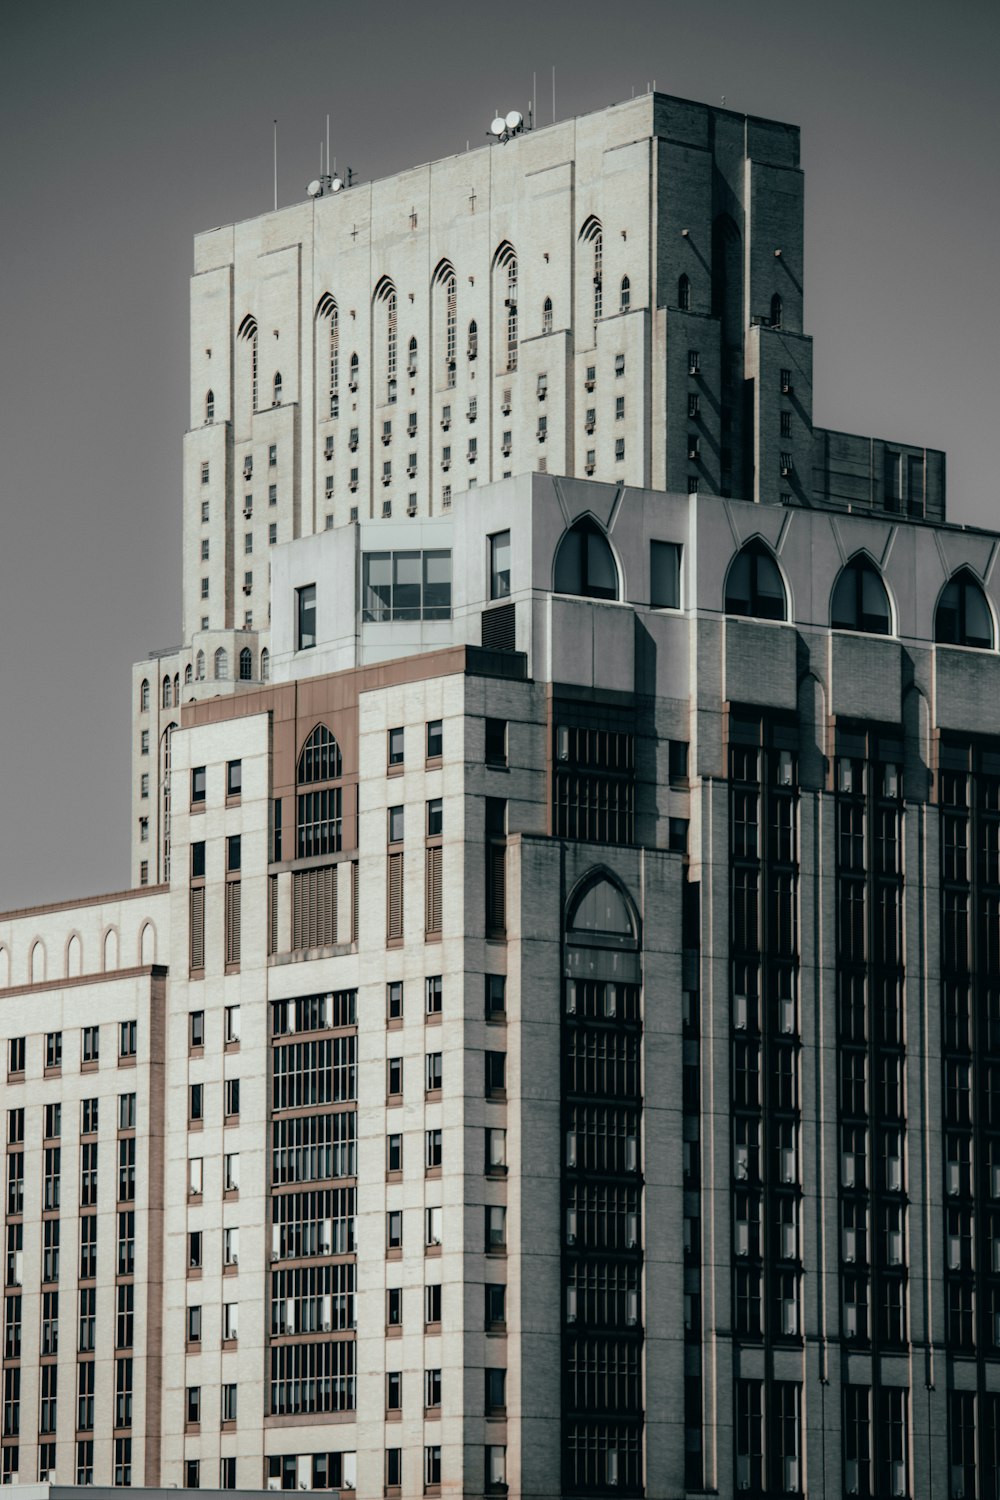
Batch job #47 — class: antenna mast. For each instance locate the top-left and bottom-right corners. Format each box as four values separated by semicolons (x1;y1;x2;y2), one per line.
273;120;278;212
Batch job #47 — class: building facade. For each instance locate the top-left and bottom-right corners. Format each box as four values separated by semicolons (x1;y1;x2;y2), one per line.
1;89;995;1500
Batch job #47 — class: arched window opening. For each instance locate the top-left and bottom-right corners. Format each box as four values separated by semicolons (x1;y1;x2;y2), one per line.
567;875;637;944
195;650;205;681
372;281;398;403
349;352;359;391
162;676;172;709
239;647;253;681
205;389;215;423
543;297;553;334
238;314;259;412
492;244;518;373
296;725;344;858
140;679;149;712
184;664;193;685
831;556;892;636
724;541;787;622
678;273;690;311
770;293;783;329
620;277;631;313
272;371;282;406
260;647;270;682
506;260;518;371
593;234;603;321
446;277;456;382
554;518;619;602
316;295;340;418
468;320;478;360
160;722;177;883
214;648;229;680
173;674;180;705
935;569;993;649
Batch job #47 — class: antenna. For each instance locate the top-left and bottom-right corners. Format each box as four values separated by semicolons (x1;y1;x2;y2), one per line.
273;120;278;212
533;70;537;126
326;113;330;178
552;66;556;124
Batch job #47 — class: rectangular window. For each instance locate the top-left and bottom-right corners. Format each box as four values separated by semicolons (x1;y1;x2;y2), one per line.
387;981;404;1021
486;974;506;1021
490;531;511;600
224;1079;240;1119
226;759;242;798
615;353;625;376
388;727;405;766
426;797;443;837
386;1211;403;1250
426;1052;443;1093
425;975;443;1016
615;437;625;462
81;1025;100;1064
45;1031;62;1070
297;584;317;650
651;540;682;608
426;719;443;759
119;1019;137;1059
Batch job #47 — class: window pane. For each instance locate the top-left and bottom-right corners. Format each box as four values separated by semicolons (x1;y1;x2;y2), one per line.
392;552;422;620
423;551;452;619
363;553;392;621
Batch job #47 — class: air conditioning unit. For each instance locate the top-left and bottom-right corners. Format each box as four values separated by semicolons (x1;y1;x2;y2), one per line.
322;1320;332;1332
440;419;450;432
243;506;252;519
537;432;546;443
504;297;516;308
348;380;358;392
584;380;595;392
407;364;416;377
441;461;450;472
243;585;251;595
348;441;358;452
467;408;477;422
407;426;417;438
407;504;417;517
501;446;511;458
585;423;595;435
468;452;477;463
538;389;547;402
349;480;358;492
382;476;391;487
585;464;595;476
688;447;699;461
243;461;253;477
381;435;391;447
468;345;477;360
268;1479;282;1492
406;466;416;478
501;402;511;416
688;362;699;377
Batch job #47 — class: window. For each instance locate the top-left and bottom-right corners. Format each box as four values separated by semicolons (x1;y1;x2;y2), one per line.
554;518;618;601
140;678;149;711
486;1050;506;1097
425;1207;443;1247
387;981;404;1021
486;1205;506;1251
222;1382;238;1423
81;1025;100;1064
388;727;405;766
200;577;209;599
486;1283;506;1330
427;798;443;837
426;1052;443;1093
362;549;452;621
119;1091;136;1130
425;975;442;1016
831;556;892;635
225;1004;240;1045
724;541;787;621
189;1083;204;1123
387;1211;403;1251
119;1019;137;1059
387;1134;403;1174
386;804;404;845
485;978;509;1026
386;1370;402;1411
651;540;681;609
227;834;241;872
214;646;229;680
225;1078;240;1119
81;1097;98;1134
936;569;993;649
191;765;206;805
200;537;210;561
485;718;507;766
45;1031;62;1070
296;584;317;649
770;292;783;328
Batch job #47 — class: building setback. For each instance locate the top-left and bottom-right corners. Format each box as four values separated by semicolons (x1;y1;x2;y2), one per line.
0;88;994;1500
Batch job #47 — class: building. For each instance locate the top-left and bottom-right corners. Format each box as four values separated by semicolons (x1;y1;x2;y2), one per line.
0;88;995;1500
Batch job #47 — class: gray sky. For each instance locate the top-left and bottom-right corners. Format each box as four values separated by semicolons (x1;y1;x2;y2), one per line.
2;0;999;910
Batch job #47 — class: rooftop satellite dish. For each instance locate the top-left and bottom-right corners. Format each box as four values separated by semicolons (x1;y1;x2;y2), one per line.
330;177;344;193
307;179;322;198
490;117;506;137
505;110;523;130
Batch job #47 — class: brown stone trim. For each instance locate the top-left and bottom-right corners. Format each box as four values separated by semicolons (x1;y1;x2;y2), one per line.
0;884;168;924
0;964;168;1000
264;1410;355;1428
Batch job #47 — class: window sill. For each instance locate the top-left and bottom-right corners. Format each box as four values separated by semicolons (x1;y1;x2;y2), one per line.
426;1088;442;1104
387;764;404;778
425;756;443;770
224;963;241;976
184;1423;201;1436
385;1409;401;1423
224;1115;240;1129
386;937;404;950
221;1420;236;1433
386;1170;402;1184
424;931;442;944
43;1067;62;1080
486;1090;507;1103
225;796;242;809
486;1407;508;1421
425;1244;442;1259
81;1060;99;1074
191;803;206;815
225;1040;240;1054
224;1188;239;1203
188;1119;204;1133
185;1341;201;1355
485;1323;507;1336
188;1192;203;1206
423;1407;441;1421
425;1166;442;1180
386;1094;403;1109
486;1165;509;1180
486;1245;508;1258
118;1056;137;1069
187;1267;203;1280
425;1320;441;1336
189;1046;204;1060
385;1324;402;1339
386;1247;403;1262
425;1011;442;1026
6;1073;24;1084
387;1018;403;1032
223;1262;239;1277
385;1487;402;1499
189;968;205;981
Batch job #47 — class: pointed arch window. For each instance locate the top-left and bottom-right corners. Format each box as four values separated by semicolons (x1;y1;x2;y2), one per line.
162;676;172;709
770;294;783;329
567;875;637;943
554;518;619;601
831;556;892;635
349;352;359;391
408;335;418;376
140;679;150;712
272;372;282;406
214;648;229;680
173;673;180;705
238;315;258;413
543;297;553;334
935;569;993;649
725;541;787;621
594;234;603;320
184;664;193;685
195;650;205;681
239;647;253;681
620;277;631;313
446;276;457;370
296;725;343;858
678;274;690;311
506;260;518;371
315;296;340;418
260;647;270;682
386;291;398;401
205;390;215;423
468;320;478;361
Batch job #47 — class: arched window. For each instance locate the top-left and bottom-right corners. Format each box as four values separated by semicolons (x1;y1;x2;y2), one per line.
196;650;205;681
678;273;690;311
620;277;631;312
214;648;229;680
317;293;340;418
935;569;993;649
349;352;359;390
831;556;892;635
568;874;637;944
239;646;253;680
173;673;180;704
272;371;283;406
543;297;553;334
162;676;172;709
238;314;258;412
493;244;518;373
432;262;457;387
724;541;787;621
297;725;344;858
184;664;193;684
205;389;214;423
140;679;149;712
260;647;270;682
579;216;604;325
468;320;478;360
554;518;619;601
770;293;783;329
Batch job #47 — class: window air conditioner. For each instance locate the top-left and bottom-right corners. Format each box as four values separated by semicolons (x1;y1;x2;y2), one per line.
585;464;595;476
322;1319;332;1332
407;364;416;376
585;423;595;435
270;1250;279;1262
501;403;511;416
537;432;546;444
468;452;477;463
381;434;391;447
538;389;547;402
584;380;595;392
441;461;450;472
348;380;358;392
382;476;391;487
243;585;251;595
688;362;699;377
782;380;793;394
688;447;699;461
407;504;417;517
231;1253;239;1265
406;466;416;478
349;480;358;492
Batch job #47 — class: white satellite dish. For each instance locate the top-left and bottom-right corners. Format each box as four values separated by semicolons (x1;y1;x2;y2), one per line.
330;177;344;193
491;117;506;137
307;179;322;198
505;110;523;130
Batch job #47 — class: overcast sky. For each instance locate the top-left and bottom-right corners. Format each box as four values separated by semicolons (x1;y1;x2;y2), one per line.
2;0;999;910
